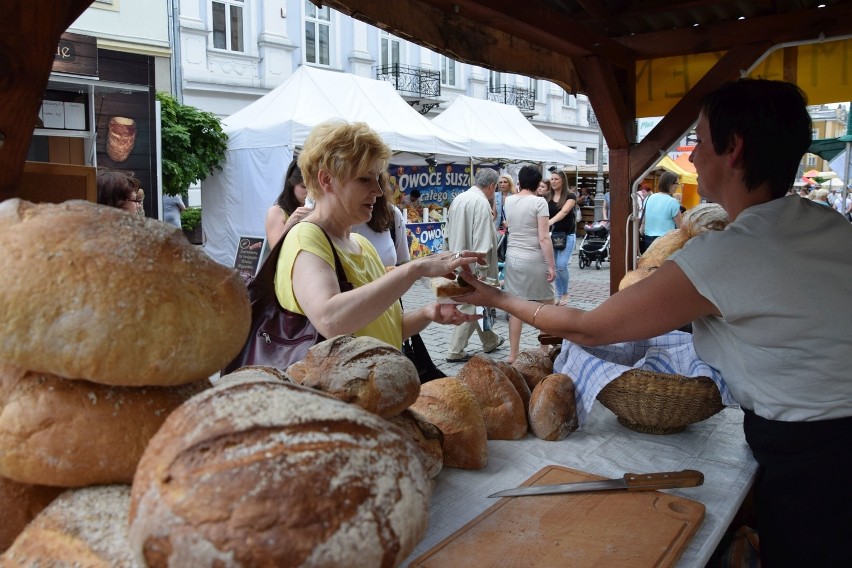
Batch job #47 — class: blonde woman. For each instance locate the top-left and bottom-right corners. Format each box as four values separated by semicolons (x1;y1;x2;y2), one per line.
494;173;516;231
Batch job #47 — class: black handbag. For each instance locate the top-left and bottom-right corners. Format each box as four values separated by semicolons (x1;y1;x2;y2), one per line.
551;230;568;251
222;223;352;375
402;333;446;383
496;230;508;263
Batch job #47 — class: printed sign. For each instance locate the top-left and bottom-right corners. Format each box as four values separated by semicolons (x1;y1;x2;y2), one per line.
53;32;98;77
234;236;266;282
406;222;445;259
388;164;473;207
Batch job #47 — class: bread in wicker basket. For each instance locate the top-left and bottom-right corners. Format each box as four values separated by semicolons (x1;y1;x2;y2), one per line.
596;369;724;435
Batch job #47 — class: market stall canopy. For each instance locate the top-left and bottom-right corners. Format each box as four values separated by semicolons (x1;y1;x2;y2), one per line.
656;156;697;186
430;95;577;166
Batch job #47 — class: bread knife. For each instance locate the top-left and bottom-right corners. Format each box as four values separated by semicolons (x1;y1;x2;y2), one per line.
487;469;704;498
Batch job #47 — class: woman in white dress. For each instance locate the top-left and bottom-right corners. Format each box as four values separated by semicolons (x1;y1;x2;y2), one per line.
502;165;556;363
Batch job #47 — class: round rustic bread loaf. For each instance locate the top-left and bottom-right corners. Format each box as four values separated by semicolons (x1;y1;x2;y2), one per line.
512;350;554;390
636;228;690;269
457;355;527;440
408;378;488;470
0;199;250;387
495;361;532;411
0;365;210;487
528;373;579;441
387;410;444;479
681;203;729;237
1;485;137;568
285;335;420;418
0;475;63;553
129;378;431;567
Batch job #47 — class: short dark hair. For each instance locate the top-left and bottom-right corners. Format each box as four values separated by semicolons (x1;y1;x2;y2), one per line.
96;167;138;209
700;79;811;199
410;189;421;200
517;165;542;190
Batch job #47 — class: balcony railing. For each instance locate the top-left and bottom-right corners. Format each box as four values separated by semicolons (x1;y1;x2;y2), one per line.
488;85;536;113
375;64;441;100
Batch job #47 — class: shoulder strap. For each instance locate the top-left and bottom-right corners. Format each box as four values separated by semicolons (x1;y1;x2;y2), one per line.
255;222;348;289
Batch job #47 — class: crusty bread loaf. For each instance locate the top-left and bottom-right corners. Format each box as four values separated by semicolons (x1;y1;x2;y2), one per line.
528;373;578;441
129;378;431;567
285;335;420;418
430;276;474;298
682;203;729;237
457;355;527;440
408;378;488;470
106;116;137;162
636;228;690;269
512;350;554;390
0;366;209;487
1;485;138;567
387;410;444;479
0;199;250;387
495;361;532;411
618;266;658;291
217;365;291;387
0;476;63;553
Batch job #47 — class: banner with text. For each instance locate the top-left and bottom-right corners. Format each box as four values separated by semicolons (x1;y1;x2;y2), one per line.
406;222;445;259
389;164;472;208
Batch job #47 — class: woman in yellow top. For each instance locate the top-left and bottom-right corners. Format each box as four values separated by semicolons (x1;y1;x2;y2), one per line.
275;120;482;348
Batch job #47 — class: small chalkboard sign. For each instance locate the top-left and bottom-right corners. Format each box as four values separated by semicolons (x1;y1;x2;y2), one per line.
234;236;266;282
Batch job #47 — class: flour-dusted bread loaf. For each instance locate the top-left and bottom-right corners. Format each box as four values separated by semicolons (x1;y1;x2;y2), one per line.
495;361;532;411
636;228;690;269
129;378;431;568
512;350;554;390
457;355;527;440
286;335;420;418
408;378;488;470
618;266;658;291
681;203;729;237
0;476;63;553
1;485;138;568
528;373;579;441
387;410;444;479
106;116;137;162
217;365;291;387
0;366;209;487
0;199;250;387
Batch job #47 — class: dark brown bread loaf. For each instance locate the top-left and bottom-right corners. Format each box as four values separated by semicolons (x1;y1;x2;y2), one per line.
1;485;138;567
408;378;488;470
129;378;431;567
285;335;420;418
495;361;532;411
528;373;579;441
457;355;527;440
0;366;209;487
513;350;554;390
387;410;444;478
0;476;63;553
0;199;250;387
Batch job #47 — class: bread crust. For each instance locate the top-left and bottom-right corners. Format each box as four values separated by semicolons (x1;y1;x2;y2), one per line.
387;410;444;479
0;476;63;553
512;350;554;390
129;378;431;568
457;355;527;440
636;228;690;269
528;373;578;441
430;276;474;298
0;199;250;387
0;366;209;487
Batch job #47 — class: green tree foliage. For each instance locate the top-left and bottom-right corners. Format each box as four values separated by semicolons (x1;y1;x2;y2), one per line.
157;92;228;196
180;207;203;231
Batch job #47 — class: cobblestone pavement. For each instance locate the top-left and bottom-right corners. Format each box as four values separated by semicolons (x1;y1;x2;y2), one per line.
404;249;612;376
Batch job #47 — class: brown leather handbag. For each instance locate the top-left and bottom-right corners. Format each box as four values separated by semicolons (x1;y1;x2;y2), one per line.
222;223;352;375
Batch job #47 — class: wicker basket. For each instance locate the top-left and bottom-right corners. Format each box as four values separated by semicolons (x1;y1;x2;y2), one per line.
596;369;724;435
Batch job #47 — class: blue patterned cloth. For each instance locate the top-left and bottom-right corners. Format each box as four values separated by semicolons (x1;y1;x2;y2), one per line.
553;331;737;427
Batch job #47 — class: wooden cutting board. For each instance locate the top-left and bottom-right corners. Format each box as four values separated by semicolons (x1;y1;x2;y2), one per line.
409;465;705;567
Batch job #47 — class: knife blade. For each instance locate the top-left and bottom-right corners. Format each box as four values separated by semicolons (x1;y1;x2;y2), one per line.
487;469;703;498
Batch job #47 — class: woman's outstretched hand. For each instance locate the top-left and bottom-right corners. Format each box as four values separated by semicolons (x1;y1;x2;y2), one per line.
416;249;486;279
453;269;503;307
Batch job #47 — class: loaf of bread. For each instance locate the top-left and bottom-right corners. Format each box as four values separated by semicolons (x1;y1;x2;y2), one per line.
0;199;250;387
682;203;729;237
1;485;138;567
495;361;532;411
430;276;473;299
457;355;527;440
618;266;658;291
0;476;63;553
0;366;209;487
285;335;420;418
129;378;431;567
528;373;579;441
512;350;554;390
217;365;290;387
387;410;444;479
106;116;137;162
636;228;690;269
408;378;488;470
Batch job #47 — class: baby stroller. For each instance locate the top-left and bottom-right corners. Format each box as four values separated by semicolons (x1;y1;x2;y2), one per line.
578;220;610;270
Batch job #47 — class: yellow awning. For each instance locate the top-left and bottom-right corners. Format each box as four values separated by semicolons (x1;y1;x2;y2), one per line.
656;156;698;185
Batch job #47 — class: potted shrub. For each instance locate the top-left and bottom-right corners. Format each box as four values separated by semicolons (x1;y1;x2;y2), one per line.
181;207;203;244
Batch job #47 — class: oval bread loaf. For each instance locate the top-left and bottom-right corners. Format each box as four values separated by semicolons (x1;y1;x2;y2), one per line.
129;378;431;568
512;350;554;390
0;476;64;553
1;485;138;568
528;373;579;441
457;355;527;440
387;410;444;479
495;361;531;411
0;199;250;387
681;203;728;237
0;366;210;487
636;228;690;269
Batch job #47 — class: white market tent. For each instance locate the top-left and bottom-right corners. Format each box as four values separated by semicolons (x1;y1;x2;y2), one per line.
431;95;578;166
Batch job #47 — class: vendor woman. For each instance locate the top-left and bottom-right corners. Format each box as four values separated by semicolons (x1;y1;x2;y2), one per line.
455;79;852;567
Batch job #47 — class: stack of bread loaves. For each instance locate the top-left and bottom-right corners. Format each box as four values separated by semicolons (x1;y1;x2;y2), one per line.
620;203;729;290
0;199;250;561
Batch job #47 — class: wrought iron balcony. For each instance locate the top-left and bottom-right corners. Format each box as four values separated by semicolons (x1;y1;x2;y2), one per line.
375;64;441;109
587;107;599;126
488;85;536;113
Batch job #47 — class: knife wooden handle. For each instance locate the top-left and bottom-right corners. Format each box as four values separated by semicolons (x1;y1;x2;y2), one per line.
623;470;704;491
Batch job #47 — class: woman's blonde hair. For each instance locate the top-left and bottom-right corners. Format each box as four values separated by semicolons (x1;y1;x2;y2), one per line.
498;174;516;195
298;121;392;199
